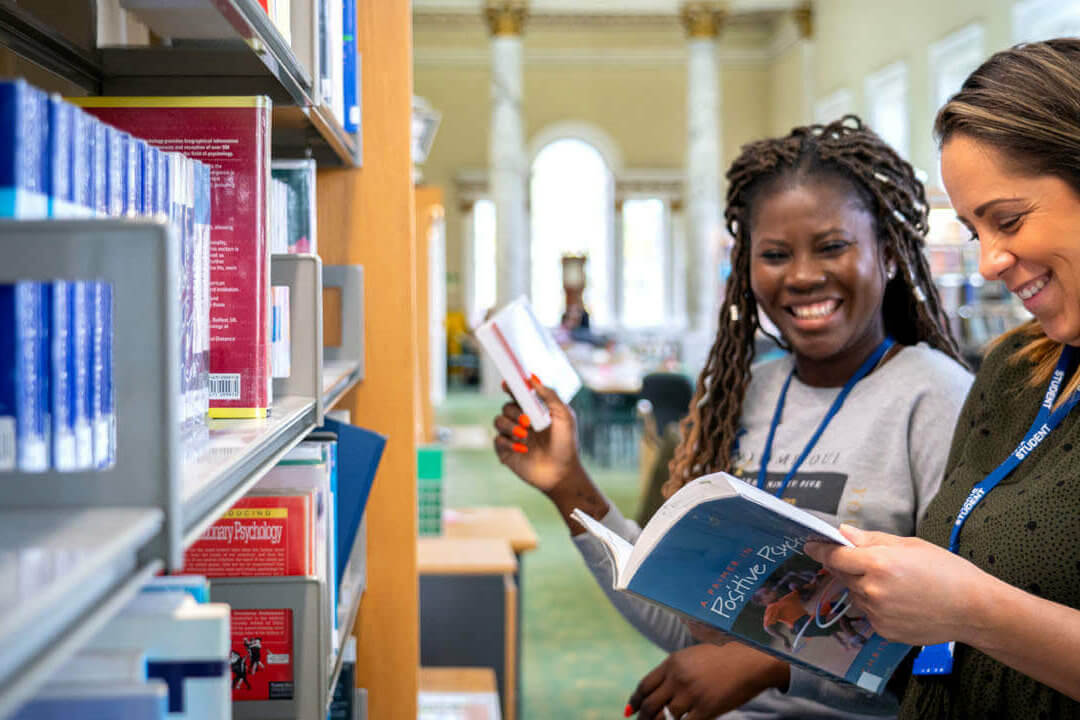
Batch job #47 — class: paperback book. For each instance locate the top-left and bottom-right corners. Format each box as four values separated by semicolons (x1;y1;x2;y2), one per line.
573;471;910;694
182;492;313;577
230;608;294;702
474;296;582;432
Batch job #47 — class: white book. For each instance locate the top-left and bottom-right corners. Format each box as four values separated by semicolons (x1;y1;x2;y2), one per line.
473;296;582;432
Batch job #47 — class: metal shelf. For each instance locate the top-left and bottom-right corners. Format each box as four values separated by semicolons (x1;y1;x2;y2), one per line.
0;508;163;720
0;0;361;166
182;395;318;547
323;360;362;411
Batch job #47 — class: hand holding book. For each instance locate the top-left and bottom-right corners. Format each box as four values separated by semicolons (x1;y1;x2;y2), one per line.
492;376;609;532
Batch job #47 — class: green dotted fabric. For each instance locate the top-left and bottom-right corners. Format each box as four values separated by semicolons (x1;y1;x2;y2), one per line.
900;338;1080;720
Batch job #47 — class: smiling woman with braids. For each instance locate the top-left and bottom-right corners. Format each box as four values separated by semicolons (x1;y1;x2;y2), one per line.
492;116;972;720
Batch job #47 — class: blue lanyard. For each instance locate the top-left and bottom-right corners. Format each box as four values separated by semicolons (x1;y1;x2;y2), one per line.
948;344;1080;552
757;336;895;498
914;344;1080;676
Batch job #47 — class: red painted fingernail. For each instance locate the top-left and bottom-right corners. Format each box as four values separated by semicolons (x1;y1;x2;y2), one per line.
512;443;528;454
512;426;527;439
624;703;633;718
518;414;531;428
530;373;542;388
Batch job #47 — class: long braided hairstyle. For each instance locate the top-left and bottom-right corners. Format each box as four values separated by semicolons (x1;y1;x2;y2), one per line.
665;115;964;495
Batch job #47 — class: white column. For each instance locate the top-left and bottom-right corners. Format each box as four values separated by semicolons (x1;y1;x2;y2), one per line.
487;1;529;308
670;200;688;327
461;201;477;327
612;196;625;327
681;3;725;336
795;2;815;124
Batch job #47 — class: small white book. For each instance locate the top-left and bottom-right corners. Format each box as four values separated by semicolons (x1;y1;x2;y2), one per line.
573;472;907;694
474;296;582;431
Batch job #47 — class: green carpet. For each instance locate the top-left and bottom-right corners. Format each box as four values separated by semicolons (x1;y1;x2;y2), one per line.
437;391;665;719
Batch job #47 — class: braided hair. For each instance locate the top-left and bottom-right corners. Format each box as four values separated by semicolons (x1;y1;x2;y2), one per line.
665;115;964;495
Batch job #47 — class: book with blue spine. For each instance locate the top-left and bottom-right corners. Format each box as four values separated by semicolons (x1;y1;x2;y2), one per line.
342;0;359;133
572;471;912;695
104;125;124;218
45;95;74;217
91;118;107;217
71;108;94;216
10;682;168;720
70;280;93;469
0;283;49;471
193;160;211;423
0;79;49;219
47;281;75;471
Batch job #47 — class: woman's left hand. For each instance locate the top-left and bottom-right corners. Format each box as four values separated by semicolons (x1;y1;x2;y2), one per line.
804;525;992;647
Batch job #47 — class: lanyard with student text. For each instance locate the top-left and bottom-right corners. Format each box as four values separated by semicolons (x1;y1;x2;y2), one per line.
757;336;895;499
913;344;1080;676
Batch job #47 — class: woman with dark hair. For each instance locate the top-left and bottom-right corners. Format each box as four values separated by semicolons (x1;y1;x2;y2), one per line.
672;39;1080;720
493;116;973;719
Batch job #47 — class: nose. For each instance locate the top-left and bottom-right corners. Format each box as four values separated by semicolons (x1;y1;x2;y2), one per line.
977;237;1015;281
786;252;827;292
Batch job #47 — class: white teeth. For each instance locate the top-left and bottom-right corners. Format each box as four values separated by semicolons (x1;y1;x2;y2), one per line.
1018;276;1049;300
791;300;839;319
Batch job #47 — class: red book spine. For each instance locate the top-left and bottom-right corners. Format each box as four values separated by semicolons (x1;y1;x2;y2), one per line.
74;98;271;418
181;494;311;577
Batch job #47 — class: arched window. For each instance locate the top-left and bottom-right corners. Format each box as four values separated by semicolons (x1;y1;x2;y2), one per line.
530;138;614;327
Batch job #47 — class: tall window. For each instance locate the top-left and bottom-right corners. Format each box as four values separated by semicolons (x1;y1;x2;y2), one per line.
929;25;985;189
865;61;910;159
1014;0;1080;42
530;139;613;327
622;197;666;328
471;198;497;326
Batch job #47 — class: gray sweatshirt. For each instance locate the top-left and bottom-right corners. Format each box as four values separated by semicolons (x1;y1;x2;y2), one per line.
573;343;973;719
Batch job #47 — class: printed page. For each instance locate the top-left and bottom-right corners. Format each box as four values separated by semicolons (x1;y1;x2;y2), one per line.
570;509;633;587
727;475;852;547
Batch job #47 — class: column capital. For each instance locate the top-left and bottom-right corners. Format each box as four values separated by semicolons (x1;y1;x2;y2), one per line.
485;0;528;37
793;2;812;40
680;2;727;39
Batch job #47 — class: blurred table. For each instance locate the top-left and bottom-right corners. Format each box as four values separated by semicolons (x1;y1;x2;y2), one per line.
419;667;501;720
418;537;519;720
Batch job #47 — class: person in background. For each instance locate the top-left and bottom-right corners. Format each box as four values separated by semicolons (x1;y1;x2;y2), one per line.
494;116;972;720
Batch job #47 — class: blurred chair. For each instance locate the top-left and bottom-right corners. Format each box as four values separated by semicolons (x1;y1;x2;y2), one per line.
634;372;694;525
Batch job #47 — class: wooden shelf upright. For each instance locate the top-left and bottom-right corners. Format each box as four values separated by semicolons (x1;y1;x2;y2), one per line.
316;2;419;717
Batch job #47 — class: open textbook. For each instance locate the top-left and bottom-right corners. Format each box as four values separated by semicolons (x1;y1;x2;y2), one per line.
572;472;910;694
474;296;581;432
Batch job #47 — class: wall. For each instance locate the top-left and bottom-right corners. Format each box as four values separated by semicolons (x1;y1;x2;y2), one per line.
414;19;771;312
771;0;1015;187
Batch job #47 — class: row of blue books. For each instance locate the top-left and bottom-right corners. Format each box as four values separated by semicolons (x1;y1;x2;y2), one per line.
0;79;212;471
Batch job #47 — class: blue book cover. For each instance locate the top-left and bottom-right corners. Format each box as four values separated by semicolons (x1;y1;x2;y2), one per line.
70;281;93;469
45;95;74;218
122;132;139;217
90;117;107;217
90;280;113;469
71;108;93;216
573;472;911;695
142;575;211;604
104;126;124;217
0;283;49;471
138;139;152;216
318;417;385;584
10;682;168;720
0;79;49;218
47;282;75;471
342;0;359;133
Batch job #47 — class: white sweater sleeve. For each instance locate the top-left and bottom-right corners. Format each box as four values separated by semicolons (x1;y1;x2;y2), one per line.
571;501;696;653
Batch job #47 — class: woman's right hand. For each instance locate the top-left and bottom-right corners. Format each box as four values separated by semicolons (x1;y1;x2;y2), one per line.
492;376;582;496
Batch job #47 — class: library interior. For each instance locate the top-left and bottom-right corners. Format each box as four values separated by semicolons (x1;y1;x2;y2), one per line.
2;1;1080;719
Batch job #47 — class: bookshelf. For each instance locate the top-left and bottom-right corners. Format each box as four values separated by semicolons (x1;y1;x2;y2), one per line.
0;1;400;716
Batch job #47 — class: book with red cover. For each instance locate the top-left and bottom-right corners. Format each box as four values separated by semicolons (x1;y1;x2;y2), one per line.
70;96;272;418
182;492;312;577
230;608;293;701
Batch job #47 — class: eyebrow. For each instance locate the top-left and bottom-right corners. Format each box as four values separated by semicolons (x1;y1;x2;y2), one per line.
973;197;1025;218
